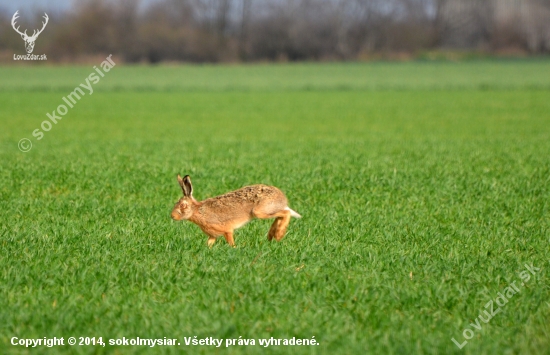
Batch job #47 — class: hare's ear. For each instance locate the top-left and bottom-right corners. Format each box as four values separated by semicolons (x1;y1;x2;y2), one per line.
177;174;186;196
178;174;193;197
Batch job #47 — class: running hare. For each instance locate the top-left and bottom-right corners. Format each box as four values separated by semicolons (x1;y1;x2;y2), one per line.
171;175;301;247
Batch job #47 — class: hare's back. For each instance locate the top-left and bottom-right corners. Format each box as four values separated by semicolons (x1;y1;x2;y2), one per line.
200;185;289;224
204;184;285;208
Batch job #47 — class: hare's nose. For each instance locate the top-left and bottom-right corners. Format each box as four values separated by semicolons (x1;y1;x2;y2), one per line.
171;210;181;220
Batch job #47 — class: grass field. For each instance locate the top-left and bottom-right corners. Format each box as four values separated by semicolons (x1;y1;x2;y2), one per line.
1;60;549;354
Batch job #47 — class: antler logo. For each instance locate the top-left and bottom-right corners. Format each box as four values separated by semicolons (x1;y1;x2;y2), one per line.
11;11;49;54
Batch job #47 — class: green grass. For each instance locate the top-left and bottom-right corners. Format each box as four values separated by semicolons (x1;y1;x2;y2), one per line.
0;61;549;354
2;59;550;92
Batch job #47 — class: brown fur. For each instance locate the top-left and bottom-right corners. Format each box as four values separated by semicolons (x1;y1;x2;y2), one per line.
171;175;301;247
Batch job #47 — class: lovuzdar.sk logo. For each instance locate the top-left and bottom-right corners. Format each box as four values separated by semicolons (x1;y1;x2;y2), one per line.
11;10;48;61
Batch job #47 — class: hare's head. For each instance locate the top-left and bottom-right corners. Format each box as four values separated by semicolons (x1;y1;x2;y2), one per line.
171;174;195;221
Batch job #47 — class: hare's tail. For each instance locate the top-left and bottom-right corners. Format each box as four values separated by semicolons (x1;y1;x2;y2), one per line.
285;207;302;219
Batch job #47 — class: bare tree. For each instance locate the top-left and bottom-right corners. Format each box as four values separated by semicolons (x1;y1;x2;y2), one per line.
0;0;548;63
239;0;251;60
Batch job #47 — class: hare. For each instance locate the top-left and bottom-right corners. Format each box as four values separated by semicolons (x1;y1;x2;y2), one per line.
171;175;301;247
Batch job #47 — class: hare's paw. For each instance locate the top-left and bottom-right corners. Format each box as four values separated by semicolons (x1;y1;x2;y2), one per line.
207;237;217;248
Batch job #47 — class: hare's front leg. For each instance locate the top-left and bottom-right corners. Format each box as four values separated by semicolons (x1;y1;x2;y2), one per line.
223;231;235;247
207;236;217;248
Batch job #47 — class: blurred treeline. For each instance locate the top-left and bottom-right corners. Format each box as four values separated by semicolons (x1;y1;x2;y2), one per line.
1;0;550;63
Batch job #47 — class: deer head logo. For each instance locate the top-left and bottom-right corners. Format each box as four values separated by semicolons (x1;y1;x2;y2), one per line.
11;11;49;54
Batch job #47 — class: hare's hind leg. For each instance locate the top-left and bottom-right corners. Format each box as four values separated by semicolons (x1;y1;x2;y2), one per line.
253;206;292;242
272;210;291;241
268;218;280;241
256;209;291;242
